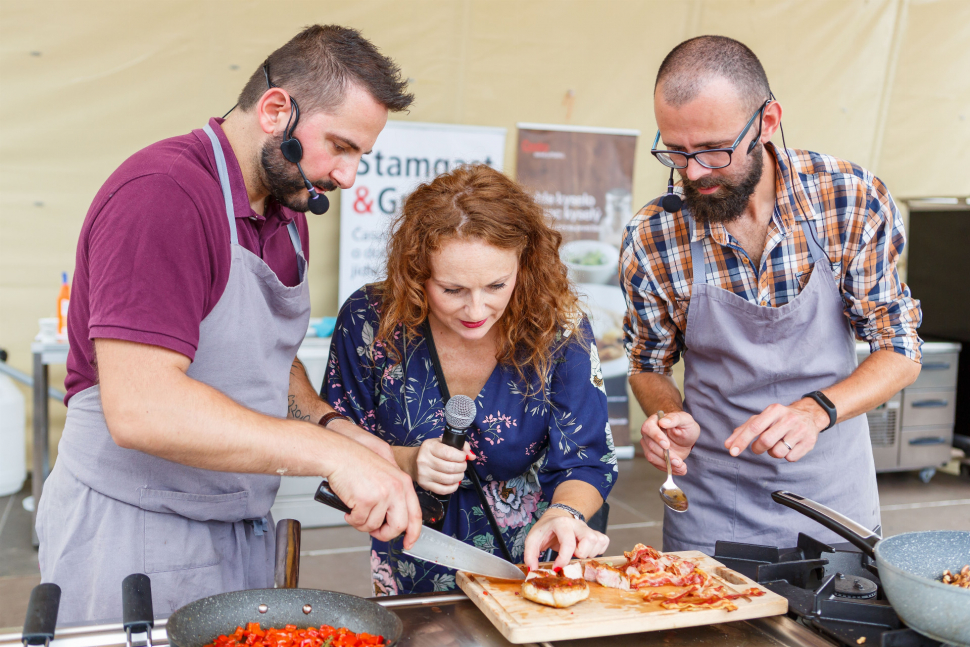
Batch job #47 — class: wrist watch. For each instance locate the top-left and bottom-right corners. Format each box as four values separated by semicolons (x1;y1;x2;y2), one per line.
318;411;350;429
547;503;586;523
802;391;836;431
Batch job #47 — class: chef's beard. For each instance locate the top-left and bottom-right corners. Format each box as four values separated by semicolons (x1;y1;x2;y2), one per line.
259;135;337;213
682;141;764;225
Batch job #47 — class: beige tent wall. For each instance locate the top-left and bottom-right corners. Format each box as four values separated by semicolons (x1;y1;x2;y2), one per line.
2;0;968;462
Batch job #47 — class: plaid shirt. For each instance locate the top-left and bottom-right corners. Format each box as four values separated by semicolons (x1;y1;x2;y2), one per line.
621;142;922;375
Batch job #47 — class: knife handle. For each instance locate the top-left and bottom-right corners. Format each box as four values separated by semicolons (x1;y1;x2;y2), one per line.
313;479;351;514
314;480;446;527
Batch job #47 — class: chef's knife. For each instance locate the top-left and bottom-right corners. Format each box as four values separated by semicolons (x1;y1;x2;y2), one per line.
403;524;526;580
314;480;525;580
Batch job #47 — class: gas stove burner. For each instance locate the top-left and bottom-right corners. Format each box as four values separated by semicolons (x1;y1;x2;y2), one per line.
832;572;877;599
714;533;944;647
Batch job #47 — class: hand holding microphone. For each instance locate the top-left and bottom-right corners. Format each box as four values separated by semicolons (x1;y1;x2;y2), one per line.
411;395;477;496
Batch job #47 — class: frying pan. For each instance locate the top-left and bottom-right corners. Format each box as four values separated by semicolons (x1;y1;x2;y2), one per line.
773;491;970;646
163;519;403;647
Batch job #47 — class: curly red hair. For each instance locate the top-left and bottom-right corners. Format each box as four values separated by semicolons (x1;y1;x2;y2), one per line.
376;164;584;390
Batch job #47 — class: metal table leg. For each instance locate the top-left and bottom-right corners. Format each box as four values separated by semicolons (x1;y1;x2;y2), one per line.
31;350;49;548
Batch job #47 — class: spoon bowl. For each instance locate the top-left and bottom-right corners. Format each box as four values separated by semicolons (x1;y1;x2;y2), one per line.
656;411;688;513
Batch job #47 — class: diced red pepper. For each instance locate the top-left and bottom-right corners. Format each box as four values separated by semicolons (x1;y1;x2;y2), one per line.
204;625;381;647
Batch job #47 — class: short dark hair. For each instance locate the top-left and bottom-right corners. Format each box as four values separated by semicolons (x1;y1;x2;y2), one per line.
655;35;770;114
237;25;413;115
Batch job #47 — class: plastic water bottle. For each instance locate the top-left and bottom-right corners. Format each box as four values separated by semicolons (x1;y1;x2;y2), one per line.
57;271;71;340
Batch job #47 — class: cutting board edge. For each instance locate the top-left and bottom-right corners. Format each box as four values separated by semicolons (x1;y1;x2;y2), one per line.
502;596;788;644
456;571;521;643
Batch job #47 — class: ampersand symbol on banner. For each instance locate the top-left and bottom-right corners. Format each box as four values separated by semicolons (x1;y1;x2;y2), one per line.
353;187;374;214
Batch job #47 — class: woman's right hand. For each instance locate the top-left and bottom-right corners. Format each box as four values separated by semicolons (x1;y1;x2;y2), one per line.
409;438;472;495
640;410;699;476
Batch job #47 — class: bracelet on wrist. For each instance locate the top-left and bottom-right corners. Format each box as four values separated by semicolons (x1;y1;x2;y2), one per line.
546;503;586;523
318;411;350;430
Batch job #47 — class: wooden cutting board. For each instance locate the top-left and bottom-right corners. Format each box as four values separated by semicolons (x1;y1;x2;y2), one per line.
456;551;788;644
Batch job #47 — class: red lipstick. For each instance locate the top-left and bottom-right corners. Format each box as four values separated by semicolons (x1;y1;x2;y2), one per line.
461;319;487;329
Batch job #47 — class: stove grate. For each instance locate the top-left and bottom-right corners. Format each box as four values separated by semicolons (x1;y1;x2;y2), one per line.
713;534;943;647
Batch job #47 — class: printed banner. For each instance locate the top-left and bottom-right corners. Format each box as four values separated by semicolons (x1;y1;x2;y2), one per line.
338;121;507;304
516;123;639;447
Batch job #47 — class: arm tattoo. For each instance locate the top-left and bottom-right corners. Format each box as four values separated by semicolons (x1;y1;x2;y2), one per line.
287;394;311;421
290;358;308;379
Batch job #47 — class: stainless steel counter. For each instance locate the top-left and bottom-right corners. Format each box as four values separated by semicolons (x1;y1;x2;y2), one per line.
0;591;834;647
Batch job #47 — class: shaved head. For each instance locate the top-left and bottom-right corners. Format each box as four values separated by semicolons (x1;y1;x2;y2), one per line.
655;36;770;114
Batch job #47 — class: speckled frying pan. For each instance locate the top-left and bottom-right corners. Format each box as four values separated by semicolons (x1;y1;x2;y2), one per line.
162;518;403;647
165;589;402;647
773;491;970;647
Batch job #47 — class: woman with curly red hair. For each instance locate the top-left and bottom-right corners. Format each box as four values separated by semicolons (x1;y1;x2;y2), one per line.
326;164;617;595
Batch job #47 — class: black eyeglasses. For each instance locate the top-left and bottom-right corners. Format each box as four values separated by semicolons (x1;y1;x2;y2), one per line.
651;99;770;170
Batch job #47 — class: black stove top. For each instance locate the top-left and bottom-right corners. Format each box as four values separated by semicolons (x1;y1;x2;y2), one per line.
714;533;942;647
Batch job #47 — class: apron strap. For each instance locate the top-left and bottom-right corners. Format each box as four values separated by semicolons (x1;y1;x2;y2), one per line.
286;221;302;257
202;124;239;246
798;217;827;267
686;214;707;286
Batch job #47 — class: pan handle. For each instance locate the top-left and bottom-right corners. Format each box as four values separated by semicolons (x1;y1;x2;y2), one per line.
122;574;154;647
274;519;301;589
772;491;881;557
314;480;445;527
22;583;60;647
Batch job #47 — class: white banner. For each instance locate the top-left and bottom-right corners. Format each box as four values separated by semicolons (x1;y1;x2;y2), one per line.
338;121;507;304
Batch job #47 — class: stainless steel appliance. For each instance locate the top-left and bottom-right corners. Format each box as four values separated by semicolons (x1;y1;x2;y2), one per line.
857;341;962;481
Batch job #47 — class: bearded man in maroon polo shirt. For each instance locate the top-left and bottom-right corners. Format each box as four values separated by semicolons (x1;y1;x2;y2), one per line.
37;25;423;622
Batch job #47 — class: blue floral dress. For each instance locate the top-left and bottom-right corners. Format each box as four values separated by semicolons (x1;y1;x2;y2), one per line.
326;284;618;595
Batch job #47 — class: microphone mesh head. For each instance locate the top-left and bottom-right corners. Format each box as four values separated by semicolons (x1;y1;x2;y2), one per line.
444;395;476;430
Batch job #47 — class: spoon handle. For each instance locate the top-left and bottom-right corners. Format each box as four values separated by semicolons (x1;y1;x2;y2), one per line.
657;410;672;478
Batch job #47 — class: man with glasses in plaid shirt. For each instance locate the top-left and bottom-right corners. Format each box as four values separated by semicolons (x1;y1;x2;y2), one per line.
622;36;922;554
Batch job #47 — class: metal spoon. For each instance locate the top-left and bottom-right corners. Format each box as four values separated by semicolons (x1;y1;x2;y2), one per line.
656;410;688;513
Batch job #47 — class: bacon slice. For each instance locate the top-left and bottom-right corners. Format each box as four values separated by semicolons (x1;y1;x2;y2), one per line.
612;543;769;612
550;544;767;614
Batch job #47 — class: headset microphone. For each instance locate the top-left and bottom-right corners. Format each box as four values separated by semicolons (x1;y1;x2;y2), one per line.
266;64;331;215
295;163;331;215
661;168;683;213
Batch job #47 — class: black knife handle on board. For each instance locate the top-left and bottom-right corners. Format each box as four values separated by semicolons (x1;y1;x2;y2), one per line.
122;574;154;640
314;480;445;527
22;583;60;647
771;491;881;557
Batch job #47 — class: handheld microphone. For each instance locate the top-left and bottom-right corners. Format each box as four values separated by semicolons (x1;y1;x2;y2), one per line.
433;395;477;526
441;394;476;451
438;394;514;561
661;168;683;213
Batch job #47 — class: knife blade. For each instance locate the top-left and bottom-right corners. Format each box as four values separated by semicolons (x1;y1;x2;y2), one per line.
404;525;526;580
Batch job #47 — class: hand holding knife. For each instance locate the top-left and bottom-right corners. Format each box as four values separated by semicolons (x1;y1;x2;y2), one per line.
314;479;525;580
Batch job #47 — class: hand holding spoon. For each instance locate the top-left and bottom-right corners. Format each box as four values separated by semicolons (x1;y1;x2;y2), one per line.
656;410;688;513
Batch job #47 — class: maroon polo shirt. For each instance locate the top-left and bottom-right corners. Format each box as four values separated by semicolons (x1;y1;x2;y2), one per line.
65;117;310;403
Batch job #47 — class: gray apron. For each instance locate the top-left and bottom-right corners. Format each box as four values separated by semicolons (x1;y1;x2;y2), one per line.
37;124;311;623
662;214;880;555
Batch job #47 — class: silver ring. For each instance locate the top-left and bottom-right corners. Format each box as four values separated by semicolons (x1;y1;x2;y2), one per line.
782;439;793;451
